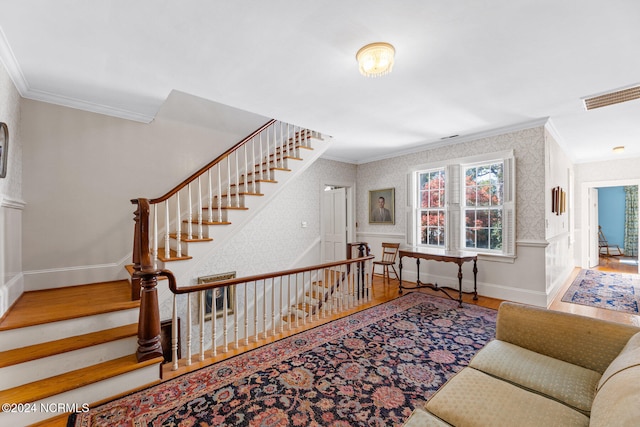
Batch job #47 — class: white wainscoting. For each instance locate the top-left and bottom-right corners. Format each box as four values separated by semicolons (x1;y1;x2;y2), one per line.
1;196;25;317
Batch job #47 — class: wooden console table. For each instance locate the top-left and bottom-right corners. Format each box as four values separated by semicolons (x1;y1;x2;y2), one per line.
399;247;478;307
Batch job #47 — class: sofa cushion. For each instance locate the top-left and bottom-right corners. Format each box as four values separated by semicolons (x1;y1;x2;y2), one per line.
402;408;451;427
469;340;600;414
597;331;640;391
590;365;640;427
425;367;589;427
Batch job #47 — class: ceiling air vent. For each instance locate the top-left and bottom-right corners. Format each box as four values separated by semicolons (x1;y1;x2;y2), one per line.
583;84;640;110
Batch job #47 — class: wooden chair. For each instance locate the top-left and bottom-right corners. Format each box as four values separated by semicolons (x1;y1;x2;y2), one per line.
371;243;400;286
598;226;624;257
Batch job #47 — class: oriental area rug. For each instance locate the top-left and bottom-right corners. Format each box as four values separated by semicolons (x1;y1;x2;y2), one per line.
561;269;640;314
68;293;497;427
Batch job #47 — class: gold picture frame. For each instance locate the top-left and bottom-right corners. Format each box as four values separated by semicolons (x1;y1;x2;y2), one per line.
369;188;395;224
198;272;236;320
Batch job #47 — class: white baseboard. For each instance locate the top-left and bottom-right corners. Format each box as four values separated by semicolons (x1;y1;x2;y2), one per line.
23;256;130;291
399;269;548;307
0;272;24;318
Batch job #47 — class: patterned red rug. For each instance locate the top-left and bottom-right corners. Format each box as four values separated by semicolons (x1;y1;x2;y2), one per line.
561;269;640;314
68;293;496;427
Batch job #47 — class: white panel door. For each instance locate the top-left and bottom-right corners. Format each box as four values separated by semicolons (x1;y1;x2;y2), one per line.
323;187;347;262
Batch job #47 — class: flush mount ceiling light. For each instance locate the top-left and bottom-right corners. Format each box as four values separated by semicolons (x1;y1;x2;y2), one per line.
612;146;625;153
356;42;395;77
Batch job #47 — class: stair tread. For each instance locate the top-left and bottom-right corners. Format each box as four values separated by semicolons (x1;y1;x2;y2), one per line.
156;248;193;262
0;281;138;331
168;233;213;242
183;220;232;225
0;355;162;406
212;192;265;198
0;324;138;369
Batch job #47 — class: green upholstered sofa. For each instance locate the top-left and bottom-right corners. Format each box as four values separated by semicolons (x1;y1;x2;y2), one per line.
403;301;640;427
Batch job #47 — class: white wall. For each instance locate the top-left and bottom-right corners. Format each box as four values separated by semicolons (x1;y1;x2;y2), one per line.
544;128;574;304
0;59;23;317
357;125;553;306
20;97;269;290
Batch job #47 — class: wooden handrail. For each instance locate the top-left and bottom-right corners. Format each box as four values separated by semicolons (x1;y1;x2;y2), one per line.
166;254;374;294
149;119;277;204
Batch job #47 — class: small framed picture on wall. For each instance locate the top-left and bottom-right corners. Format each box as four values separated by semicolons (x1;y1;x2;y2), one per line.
369;188;395;224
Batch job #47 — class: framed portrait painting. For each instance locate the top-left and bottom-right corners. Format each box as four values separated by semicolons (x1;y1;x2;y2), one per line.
369;188;395;224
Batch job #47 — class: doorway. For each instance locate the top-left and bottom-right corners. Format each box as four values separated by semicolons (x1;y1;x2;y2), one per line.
321;184;355;262
582;180;639;274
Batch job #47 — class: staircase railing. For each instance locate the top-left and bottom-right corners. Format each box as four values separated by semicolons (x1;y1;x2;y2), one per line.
130;120;321;362
166;243;372;371
146;119;316;267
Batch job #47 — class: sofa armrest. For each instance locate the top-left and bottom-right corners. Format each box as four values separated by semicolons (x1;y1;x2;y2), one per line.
495;301;640;373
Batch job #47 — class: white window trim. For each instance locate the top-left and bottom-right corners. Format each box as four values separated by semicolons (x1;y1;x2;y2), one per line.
407;150;515;258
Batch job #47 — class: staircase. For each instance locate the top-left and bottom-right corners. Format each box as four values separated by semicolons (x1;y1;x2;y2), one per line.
0;120;330;426
0;281;162;426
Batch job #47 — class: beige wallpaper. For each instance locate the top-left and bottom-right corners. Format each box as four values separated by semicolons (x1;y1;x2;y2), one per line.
0;59;21;201
357;126;546;242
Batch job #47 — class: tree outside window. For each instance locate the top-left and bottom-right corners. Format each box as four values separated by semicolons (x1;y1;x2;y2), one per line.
464;162;504;251
418;169;445;246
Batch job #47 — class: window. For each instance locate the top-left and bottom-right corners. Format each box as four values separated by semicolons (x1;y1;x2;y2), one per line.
417;169;445;246
410;151;515;257
464;162;504;251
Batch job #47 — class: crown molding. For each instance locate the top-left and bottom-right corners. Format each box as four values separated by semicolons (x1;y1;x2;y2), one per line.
355;117;550;165
0;26;154;124
21;87;155;123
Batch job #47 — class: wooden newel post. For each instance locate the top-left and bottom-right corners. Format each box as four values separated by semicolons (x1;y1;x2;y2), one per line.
131;198;177;362
347;242;370;299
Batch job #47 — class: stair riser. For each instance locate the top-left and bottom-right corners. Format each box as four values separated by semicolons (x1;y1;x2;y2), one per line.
0;363;160;426
0;309;139;352
0;337;137;390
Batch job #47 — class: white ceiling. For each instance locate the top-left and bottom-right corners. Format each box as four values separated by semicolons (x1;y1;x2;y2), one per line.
1;0;639;164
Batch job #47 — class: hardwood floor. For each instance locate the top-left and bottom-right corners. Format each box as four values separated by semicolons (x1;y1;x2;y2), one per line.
548;256;640;327
26;269;640;426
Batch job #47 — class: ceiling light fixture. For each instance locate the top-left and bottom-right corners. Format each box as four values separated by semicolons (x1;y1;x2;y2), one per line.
356;42;395;77
612;146;625;153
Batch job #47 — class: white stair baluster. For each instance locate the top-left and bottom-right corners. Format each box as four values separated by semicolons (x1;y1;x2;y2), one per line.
234;150;240;208
271;277;276;336
251;137;257;194
197;177;203;239
254;281;259;341
208;168;213;223
244;283;249;345
234;285;239;349
243;144;249;194
259;133;264;181
176;193;182;258
212;288;217;357
263;278;267;338
199;290;205;361
164;200;170;259
226;156;231;208
172;294;179;371
223;286;228;352
187;183;193;240
217;163;222;223
186;293;192;366
295;273;300;328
